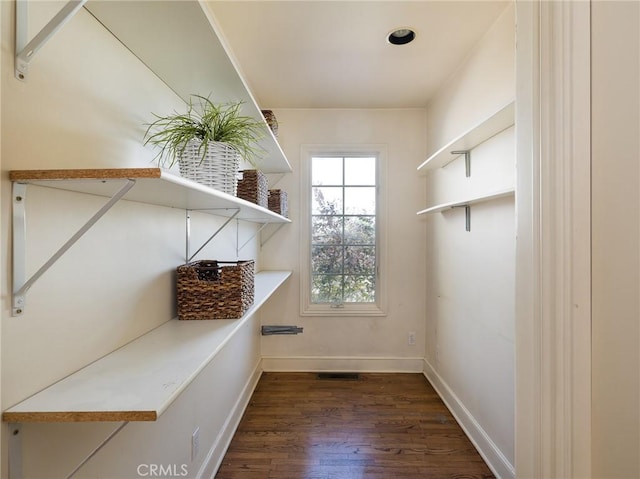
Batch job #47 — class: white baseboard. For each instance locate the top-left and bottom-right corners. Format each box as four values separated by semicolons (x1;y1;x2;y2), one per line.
196;360;263;479
261;355;425;373
422;359;515;479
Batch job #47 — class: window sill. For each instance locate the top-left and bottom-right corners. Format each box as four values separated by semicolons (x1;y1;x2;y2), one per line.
300;304;387;317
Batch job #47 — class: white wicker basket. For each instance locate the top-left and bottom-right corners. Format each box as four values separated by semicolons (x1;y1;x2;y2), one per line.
178;140;240;195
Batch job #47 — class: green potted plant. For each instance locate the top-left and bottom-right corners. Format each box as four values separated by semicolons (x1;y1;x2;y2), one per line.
144;95;265;195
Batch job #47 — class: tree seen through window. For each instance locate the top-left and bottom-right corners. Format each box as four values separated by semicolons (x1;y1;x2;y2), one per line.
311;156;377;304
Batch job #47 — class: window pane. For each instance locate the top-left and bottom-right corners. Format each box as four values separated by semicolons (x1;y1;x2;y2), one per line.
344;246;376;274
312;157;342;185
344;216;375;244
312;216;343;244
308;154;378;307
312;187;342;214
343;275;376;302
312;275;342;303
344;187;375;214
345;157;376;185
312;246;342;274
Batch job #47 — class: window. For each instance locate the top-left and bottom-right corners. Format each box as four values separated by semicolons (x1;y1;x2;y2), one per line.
301;146;386;316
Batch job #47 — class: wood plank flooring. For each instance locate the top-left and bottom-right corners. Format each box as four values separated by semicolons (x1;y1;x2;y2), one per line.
215;372;495;479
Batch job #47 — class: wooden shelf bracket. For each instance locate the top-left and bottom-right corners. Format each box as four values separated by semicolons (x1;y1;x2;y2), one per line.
15;0;87;81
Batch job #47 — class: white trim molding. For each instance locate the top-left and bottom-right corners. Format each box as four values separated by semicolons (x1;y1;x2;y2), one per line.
299;144;389;317
197;363;262;479
423;360;515;479
261;356;424;373
515;1;591;478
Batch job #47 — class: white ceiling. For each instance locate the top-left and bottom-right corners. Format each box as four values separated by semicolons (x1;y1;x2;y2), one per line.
208;1;510;109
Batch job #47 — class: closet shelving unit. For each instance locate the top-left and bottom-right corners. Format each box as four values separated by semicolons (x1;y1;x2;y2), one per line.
2;270;291;423
417;101;515;174
84;0;291;173
6;167;293;423
6;0;294;433
9;167;292;318
417;188;515;216
16;0;291;171
9;168;291;223
417;101;515;231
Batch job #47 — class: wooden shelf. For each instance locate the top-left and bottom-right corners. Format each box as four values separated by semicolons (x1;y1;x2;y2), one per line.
10;168;290;224
417;188;515;216
2;271;291;423
417;101;515;174
84;0;291;174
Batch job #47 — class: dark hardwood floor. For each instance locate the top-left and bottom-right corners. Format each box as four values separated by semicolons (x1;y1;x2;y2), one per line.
215;372;495;479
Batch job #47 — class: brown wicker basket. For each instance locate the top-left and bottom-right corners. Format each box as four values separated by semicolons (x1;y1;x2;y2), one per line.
176;260;255;320
268;189;288;218
236;170;268;208
261;110;278;137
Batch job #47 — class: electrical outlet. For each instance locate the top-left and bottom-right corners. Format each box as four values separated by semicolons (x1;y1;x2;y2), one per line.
191;427;200;461
408;332;416;346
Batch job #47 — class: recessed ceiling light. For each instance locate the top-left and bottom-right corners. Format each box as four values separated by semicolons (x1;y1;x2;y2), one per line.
387;28;416;45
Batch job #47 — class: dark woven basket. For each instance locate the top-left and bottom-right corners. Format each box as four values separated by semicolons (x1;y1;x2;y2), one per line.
237;170;268;208
176;260;255;320
261;110;278;137
268;189;288;218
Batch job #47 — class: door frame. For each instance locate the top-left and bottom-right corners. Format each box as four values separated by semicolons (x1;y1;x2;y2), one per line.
515;1;592;477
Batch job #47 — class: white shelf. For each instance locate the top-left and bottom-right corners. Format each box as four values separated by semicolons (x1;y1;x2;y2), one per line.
417;188;515;216
10;168;290;224
417;101;515;174
84;0;291;174
2;271;291;423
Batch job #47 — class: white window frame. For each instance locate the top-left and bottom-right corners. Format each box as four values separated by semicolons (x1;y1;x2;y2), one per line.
300;144;387;317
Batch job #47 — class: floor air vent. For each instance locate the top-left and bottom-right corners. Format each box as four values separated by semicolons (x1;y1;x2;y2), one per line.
317;372;360;380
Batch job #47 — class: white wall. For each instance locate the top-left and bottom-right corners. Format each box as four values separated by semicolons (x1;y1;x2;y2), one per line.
259;108;427;372
20;315;261;478
422;4;515;478
591;1;640;477
1;1;261;477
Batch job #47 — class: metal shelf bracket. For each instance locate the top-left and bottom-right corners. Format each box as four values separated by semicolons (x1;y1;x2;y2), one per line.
8;421;129;479
8;424;22;479
185;209;240;263
12;179;136;316
452;204;471;231
236;221;288;255
451;150;471;177
260;223;286;248
66;422;128;478
15;0;87;81
185;209;285;261
237;223;270;255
